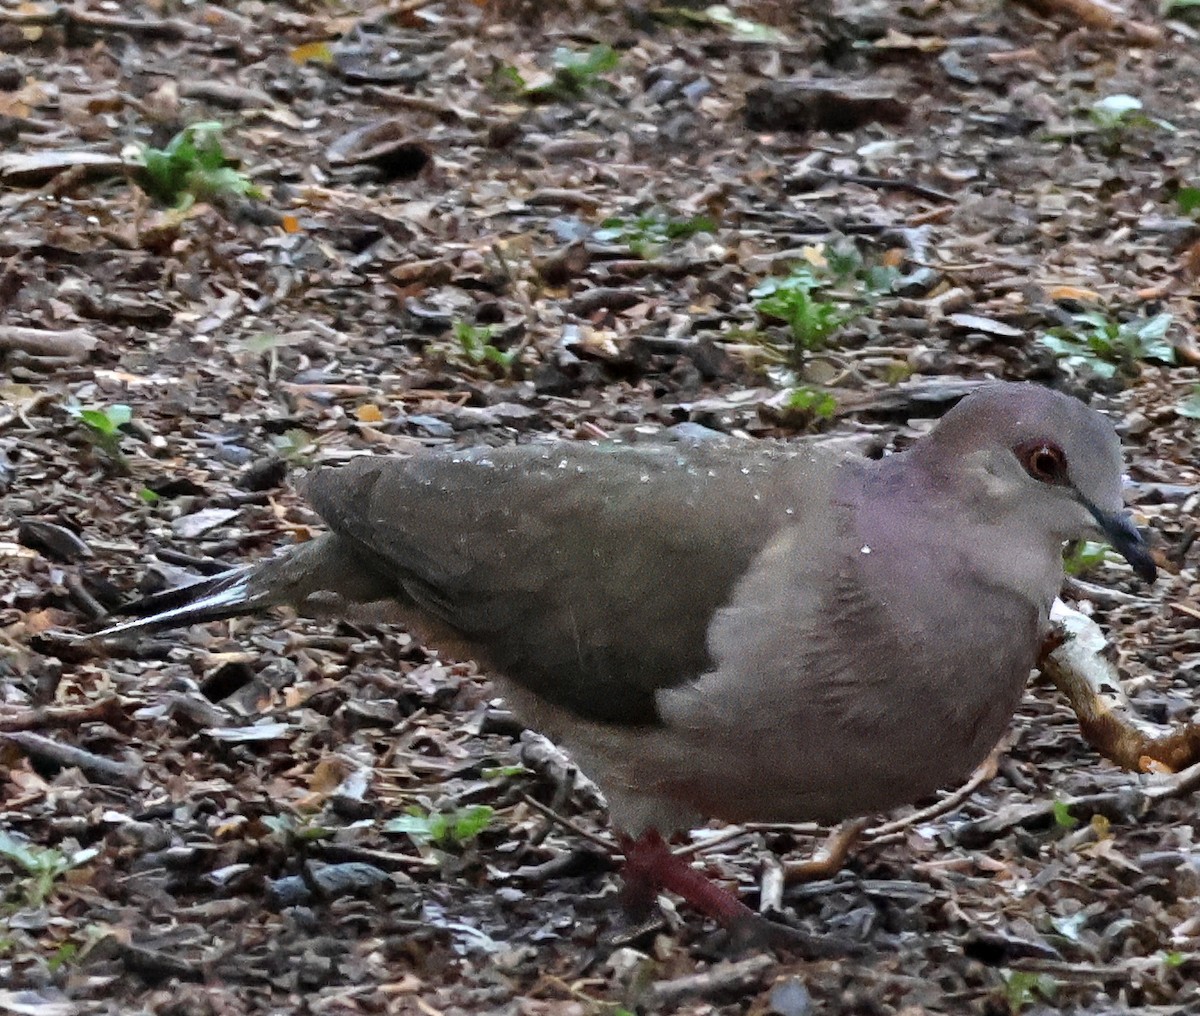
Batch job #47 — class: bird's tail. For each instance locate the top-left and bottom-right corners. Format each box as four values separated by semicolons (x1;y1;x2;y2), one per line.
79;565;275;642
77;534;395;643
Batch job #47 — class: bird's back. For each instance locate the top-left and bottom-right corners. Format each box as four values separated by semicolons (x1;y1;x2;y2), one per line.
305;441;842;726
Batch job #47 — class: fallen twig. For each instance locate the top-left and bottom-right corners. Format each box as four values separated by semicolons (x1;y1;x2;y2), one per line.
65;4;204;40
0;696;124;733
1043;601;1200;772
865;746;1004;844
519;793;619;854
1014;0;1162;44
0;325;98;362
953;763;1200;848
0;730;143;786
783;818;871;882
644;955;775;1010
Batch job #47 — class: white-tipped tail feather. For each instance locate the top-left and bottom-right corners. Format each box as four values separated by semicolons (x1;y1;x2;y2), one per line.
80;566;265;641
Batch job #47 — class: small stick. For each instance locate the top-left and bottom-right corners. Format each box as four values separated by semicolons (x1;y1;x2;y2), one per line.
783;817;870;883
0;697;124;733
519;793;619;854
866;748;1002;843
1;730;143;786
759;854;785;914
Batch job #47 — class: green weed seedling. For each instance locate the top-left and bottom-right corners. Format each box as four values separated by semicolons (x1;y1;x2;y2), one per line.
1176;385;1200;420
1087;95;1175;154
751;246;897;365
271;428;318;467
385;805;494;848
494;45;619;102
67;402;132;471
752;267;854;357
783;385;838;419
1177;186;1200;217
1002;969;1059;1014
1051;799;1079;831
453;321;519;374
1040;311;1174;382
133;121;263;208
0;831;98;908
1063;540;1110;576
593;212;717;259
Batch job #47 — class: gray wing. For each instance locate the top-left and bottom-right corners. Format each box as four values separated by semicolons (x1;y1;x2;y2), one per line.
306;442;829;726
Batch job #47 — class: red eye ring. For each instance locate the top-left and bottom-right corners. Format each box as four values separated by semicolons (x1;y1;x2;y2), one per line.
1015;440;1067;484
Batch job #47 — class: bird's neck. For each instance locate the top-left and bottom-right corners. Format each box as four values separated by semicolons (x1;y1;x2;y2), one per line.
851;451;1064;617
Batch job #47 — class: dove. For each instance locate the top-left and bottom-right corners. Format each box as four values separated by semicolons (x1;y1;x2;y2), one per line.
84;382;1155;935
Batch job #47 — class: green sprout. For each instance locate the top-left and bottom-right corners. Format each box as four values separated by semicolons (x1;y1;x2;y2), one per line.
783;385;838;419
1063;540;1110;576
132;121;263;208
0;831;98;907
1176;385;1200;420
1176;186;1200;217
271;428;318;466
750;246;897;365
753;267;856;357
1039;311;1174;382
453;321;519;374
1051;800;1079;831
593;212;717;259
67;402;132;471
384;805;494;848
1002;970;1059;1013
496;45;620;102
1086;95;1175;153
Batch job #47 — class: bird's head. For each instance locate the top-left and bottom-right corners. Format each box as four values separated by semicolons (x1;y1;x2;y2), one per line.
918;383;1156;583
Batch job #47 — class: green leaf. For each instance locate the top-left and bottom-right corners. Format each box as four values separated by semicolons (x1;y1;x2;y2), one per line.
0;830;42;870
105;404;133;427
1093;94;1142;117
447;805;493;841
1003;970;1059;1013
78;408;117;434
137;487;160;505
135;122;259;207
385;805;494;846
704;4;788;42
1063;540;1109;575
555;43;619;76
47;942;78;972
1052;799;1079;830
1176;386;1200;419
784;386;837;418
1177;186;1200;215
481;764;528;781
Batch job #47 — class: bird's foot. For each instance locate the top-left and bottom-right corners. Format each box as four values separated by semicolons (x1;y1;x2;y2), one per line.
617;829;753;926
617;829;864;958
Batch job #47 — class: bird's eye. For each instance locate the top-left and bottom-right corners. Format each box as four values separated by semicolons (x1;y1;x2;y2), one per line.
1015;440;1067;484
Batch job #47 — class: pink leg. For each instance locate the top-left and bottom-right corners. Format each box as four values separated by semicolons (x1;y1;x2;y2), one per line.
617;830;755;926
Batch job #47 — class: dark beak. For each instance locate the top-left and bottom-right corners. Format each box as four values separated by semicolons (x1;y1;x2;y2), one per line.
1089;505;1157;583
